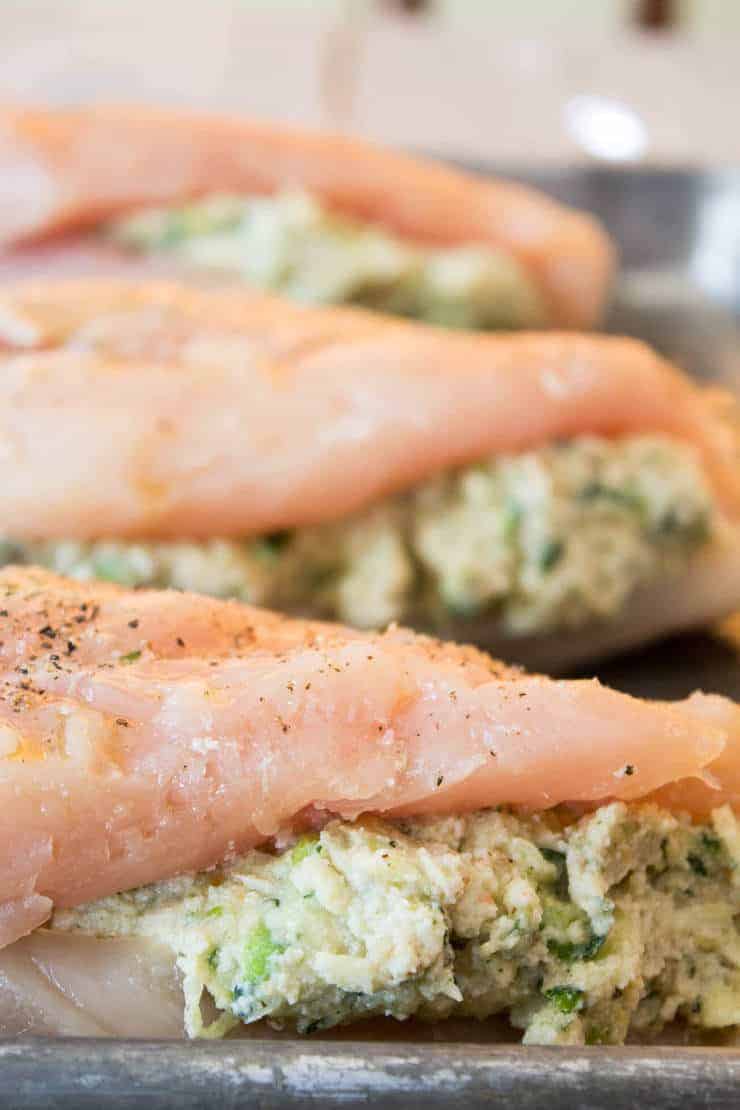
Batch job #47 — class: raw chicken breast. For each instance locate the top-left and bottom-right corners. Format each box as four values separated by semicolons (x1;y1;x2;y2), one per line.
0;106;615;328
0;567;734;948
0;280;737;540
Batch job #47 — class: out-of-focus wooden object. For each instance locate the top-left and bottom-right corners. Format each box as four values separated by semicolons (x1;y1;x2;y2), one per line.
0;0;736;165
635;0;678;30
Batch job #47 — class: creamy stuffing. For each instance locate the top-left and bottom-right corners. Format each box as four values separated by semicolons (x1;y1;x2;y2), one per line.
109;190;546;330
1;435;715;637
54;803;740;1045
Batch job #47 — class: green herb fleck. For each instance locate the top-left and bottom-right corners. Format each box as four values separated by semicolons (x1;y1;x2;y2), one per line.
544;986;584;1014
207;946;220;970
502;498;523;541
205;906;223;919
540;848;568;897
539;539;564;572
160;212;192;247
547;933;606;963
120;650;142;665
291;834;320;865
578;482;644;512
687;854;708;877
442;594;482;619
92;556;142;587
657;509;709;544
242;921;283;985
252;531;293;563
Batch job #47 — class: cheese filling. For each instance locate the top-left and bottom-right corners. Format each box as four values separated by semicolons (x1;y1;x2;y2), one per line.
108;190;547;330
53;802;740;1046
0;435;715;637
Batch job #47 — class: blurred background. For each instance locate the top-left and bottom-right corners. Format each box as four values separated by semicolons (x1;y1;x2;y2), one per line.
1;0;738;166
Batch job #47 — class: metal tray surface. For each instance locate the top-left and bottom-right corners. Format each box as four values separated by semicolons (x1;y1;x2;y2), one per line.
1;1040;740;1110
498;165;740;388
3;167;740;1107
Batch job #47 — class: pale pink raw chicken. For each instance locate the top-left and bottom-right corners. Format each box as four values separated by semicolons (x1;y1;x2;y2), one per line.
0;567;736;954
0;280;737;541
0;105;615;328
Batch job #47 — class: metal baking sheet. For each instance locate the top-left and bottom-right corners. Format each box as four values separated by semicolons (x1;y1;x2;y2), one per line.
2;1040;740;1109
3;167;740;1107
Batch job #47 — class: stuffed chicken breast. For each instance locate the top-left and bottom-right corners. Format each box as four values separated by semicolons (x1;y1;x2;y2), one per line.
0;567;738;1045
0;106;615;329
0;279;737;668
